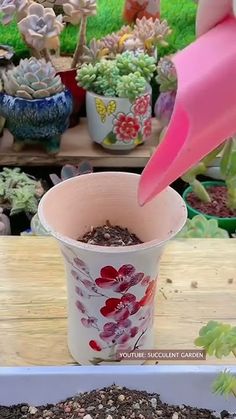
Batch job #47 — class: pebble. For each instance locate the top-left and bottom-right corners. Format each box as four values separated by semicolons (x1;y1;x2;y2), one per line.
29;406;38;414
118;394;125;402
172;413;179;419
83;415;93;419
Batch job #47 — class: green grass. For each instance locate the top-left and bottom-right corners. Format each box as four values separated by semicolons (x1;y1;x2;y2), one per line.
1;0;197;60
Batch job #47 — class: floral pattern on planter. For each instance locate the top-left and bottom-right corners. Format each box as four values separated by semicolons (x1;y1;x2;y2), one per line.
62;247;157;365
86;90;152;151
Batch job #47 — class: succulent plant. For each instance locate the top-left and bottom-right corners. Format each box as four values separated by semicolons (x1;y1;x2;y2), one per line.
195;321;236;398
77;52;155;101
18;2;64;52
62;0;96;24
0;0;29;24
154;91;176;130
177;215;229;238
133;17;171;52
156;55;177;92
93;60;120;97
80;38;108;64
50;161;93;185
61;0;97;68
182;138;236;212
116;72;146;102
0;167;45;216
116;51;156;81
2;57;64;99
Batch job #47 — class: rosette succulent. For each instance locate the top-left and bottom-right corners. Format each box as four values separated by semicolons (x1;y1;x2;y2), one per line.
2;57;64;99
77;51;155;102
177;215;229;238
18;2;64;52
0;0;29;24
156;55;177;92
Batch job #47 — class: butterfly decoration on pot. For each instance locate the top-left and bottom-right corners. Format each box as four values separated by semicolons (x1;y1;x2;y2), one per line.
95;98;117;123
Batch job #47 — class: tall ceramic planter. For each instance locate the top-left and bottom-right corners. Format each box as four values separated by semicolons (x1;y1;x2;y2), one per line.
0;90;73;154
86;87;152;151
38;172;187;365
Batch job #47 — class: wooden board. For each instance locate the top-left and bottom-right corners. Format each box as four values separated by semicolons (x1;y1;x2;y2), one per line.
0;118;160;167
0;237;235;366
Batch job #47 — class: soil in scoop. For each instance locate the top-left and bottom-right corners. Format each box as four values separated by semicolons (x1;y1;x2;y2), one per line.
79;221;143;246
0;384;234;419
187;185;236;218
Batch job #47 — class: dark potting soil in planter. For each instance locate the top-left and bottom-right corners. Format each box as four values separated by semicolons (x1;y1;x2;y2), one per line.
79;221;143;246
0;384;234;418
187;186;236;218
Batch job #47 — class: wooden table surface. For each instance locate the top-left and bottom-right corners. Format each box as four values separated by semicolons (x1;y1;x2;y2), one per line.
0;237;235;366
0;118;159;168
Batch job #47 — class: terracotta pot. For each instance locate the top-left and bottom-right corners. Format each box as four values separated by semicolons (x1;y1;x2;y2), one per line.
86;86;152;151
57;68;86;128
38;172;187;365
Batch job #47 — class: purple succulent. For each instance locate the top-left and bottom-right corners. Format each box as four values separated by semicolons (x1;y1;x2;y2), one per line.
154;91;176;128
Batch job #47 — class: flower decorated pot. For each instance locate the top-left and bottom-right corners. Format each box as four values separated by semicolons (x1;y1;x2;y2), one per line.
38;172;187;365
86;88;152;151
57;69;86;128
0;90;73;154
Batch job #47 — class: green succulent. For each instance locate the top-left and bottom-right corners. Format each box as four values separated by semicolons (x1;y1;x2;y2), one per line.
116;72;146;102
0;167;44;216
213;370;236;398
195;321;236;400
76;62;97;90
177;215;229;238
76;51;155;101
93;60;120;96
2;58;64;99
195;321;236;358
116;51;156;82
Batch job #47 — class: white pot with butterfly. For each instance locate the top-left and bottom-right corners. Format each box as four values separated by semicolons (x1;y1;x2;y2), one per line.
86;87;152;151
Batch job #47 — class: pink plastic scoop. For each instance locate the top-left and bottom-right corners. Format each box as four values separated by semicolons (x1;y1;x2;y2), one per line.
138;16;236;205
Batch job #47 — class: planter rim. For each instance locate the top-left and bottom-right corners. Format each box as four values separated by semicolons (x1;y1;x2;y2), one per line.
86;84;152;101
0;365;236;412
183;180;236;221
1;89;71;103
38;172;187;254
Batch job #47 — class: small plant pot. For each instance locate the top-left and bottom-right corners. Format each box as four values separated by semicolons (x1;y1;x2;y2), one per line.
38;172;187;365
0;90;73;154
183;181;236;234
86;87;152;151
57;68;86;127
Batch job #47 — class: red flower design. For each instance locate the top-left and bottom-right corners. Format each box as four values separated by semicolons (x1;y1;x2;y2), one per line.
95;264;144;293
81;317;98;328
133;94;150;116
100;319;138;344
143;117;152;139
76;300;87;313
141;275;151;286
113;113;140;143
89;340;102;351
139;280;157;306
101;294;140;321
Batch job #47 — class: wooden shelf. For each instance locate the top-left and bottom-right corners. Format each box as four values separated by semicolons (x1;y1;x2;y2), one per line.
0;118;161;167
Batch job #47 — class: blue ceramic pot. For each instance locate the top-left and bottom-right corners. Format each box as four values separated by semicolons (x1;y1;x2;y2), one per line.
0;89;73;153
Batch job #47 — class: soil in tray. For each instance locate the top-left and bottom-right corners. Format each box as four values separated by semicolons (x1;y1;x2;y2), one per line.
1;385;234;419
79;221;143;246
186;186;236;218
